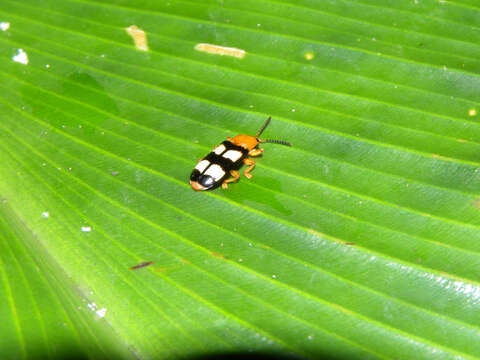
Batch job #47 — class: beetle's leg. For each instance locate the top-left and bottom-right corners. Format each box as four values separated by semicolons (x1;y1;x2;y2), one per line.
222;170;240;189
248;148;264;157
243;158;255;179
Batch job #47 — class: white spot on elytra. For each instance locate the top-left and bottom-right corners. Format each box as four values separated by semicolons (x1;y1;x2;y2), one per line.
125;25;148;51
96;308;107;318
223;150;243;162
205;164;225;181
81;226;91;232
194;43;246;59
0;22;9;31
12;48;28;65
213;144;226;155
195;160;210;173
42;212;49;218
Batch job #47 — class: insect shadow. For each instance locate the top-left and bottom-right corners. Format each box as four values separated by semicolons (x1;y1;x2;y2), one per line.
223;174;292;217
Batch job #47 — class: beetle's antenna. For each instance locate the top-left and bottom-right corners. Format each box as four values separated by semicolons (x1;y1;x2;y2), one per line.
256;116;271;137
258;139;291;146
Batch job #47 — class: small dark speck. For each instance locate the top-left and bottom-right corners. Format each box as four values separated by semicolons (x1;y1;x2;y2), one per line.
130;261;154;270
178;216;182;220
111;171;119;176
344;242;355;246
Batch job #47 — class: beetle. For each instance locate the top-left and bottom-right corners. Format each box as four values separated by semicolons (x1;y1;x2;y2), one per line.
190;117;291;191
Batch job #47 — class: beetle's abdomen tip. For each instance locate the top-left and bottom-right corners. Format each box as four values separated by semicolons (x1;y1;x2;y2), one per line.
190;180;207;191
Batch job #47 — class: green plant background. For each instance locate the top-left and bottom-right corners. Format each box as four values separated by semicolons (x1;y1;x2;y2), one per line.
1;0;480;359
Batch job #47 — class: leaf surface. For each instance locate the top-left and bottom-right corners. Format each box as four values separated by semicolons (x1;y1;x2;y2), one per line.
1;0;480;359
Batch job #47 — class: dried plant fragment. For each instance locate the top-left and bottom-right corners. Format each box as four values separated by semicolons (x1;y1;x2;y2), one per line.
194;43;245;59
125;25;148;51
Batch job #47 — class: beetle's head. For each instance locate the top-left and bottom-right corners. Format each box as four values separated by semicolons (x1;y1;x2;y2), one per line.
229;116;291;151
230;134;259;151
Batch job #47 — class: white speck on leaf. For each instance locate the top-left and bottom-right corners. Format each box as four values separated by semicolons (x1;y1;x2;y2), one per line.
12;48;28;65
81;226;91;232
42;212;49;218
96;308;107;318
0;22;10;31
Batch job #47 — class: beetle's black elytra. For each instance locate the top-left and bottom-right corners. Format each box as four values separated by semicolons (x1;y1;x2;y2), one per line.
190;141;248;190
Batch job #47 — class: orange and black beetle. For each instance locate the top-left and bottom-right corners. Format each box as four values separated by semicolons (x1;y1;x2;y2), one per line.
190;117;291;191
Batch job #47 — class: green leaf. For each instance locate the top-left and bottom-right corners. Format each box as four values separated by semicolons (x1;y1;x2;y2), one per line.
0;202;131;359
1;0;480;359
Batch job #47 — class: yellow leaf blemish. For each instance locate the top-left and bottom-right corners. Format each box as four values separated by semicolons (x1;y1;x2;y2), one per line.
468;108;477;117
304;52;314;61
125;25;148;51
194;43;246;59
